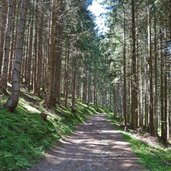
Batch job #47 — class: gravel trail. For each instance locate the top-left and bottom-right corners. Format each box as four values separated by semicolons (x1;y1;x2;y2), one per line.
28;114;147;171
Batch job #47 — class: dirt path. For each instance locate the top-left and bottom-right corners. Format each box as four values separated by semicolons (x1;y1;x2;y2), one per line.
28;114;147;171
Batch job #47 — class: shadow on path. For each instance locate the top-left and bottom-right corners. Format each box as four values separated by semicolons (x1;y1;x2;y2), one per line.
28;114;147;171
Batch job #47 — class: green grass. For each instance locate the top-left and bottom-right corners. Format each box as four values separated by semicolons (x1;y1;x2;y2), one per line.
94;105;113;114
123;133;171;171
106;112;171;171
0;94;98;171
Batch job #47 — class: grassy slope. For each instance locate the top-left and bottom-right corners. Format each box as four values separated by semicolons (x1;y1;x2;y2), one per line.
0;91;101;171
106;113;171;171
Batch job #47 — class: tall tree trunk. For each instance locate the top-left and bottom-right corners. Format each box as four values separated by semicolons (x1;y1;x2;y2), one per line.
45;0;63;108
27;3;34;91
0;1;7;76
8;1;16;83
123;9;127;126
148;5;155;135
160;27;165;143
131;0;138;129
139;53;143;127
71;58;76;109
33;0;38;94
88;72;92;103
93;70;97;105
45;1;55;108
154;7;158;135
163;51;168;144
37;12;44;94
64;42;70;107
24;30;29;85
0;0;14;93
64;44;69;107
82;63;87;103
5;0;27;112
55;1;64;104
162;27;168;144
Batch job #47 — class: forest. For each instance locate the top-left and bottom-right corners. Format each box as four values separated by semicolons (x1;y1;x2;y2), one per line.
0;0;171;170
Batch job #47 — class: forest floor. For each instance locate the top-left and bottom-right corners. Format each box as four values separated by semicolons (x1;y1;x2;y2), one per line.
28;114;147;171
1;87;170;171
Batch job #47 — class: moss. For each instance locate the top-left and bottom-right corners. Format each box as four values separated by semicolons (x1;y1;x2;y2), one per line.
0;93;101;171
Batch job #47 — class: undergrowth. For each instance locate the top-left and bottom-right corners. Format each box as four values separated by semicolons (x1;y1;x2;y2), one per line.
106;113;171;171
0;94;101;171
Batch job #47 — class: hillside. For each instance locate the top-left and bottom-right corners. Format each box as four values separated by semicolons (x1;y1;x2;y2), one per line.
0;89;105;171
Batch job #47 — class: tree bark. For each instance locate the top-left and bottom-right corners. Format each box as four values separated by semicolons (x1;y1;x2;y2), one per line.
148;5;155;135
153;7;158;135
45;0;63;108
33;0;38;94
88;72;92;103
27;3;34;91
5;0;27;112
0;1;7;76
8;1;16;83
0;0;14;93
37;12;44;94
93;70;97;105
82;63;88;103
123;9;127;126
71;58;76;109
131;0;138;129
64;42;69;107
160;27;165;143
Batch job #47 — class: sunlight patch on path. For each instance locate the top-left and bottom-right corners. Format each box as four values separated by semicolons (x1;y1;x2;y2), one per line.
28;114;148;171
